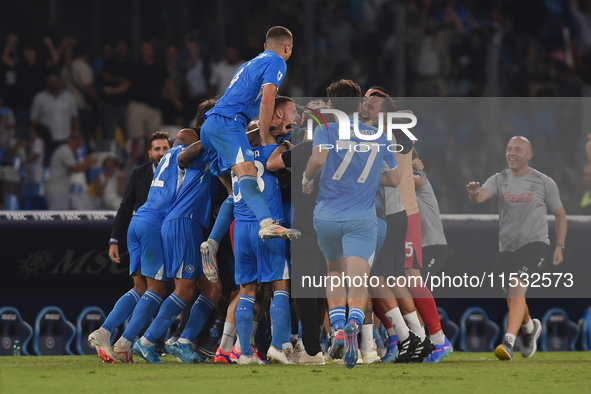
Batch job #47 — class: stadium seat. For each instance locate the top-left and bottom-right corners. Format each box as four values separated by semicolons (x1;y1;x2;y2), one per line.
75;307;106;355
459;307;500;352
578;307;591;351
437;307;460;347
539;308;579;351
0;307;33;356
23;183;47;210
33;307;76;356
502;313;523;352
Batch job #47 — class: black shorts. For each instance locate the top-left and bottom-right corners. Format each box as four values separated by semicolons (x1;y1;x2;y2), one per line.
494;241;550;288
421;244;448;276
372;211;407;277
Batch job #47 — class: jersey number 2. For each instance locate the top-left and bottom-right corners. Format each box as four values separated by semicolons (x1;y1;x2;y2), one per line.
151;153;171;188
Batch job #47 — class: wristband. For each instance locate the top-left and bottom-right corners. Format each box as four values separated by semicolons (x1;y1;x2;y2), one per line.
109;238;118;246
302;172;312;186
282;141;291;150
556;243;565;249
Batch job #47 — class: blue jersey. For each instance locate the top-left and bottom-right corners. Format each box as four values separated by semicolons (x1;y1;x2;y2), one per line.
164;152;219;229
133;145;185;227
206;50;286;123
313;117;397;221
232;144;284;223
375;186;386;221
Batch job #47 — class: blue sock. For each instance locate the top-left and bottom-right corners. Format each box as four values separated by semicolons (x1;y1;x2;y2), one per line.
283;302;292;346
348;307;365;329
298;321;303;339
102;289;141;334
236;295;255;356
179;295;216;343
329;306;346;331
237;175;271;224
121;290;163;343
270;290;290;350
143;293;186;344
209;196;234;244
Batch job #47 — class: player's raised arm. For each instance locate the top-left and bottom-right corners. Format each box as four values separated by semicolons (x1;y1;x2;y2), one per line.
552;207;567;266
258;84;278;147
466;181;489;204
302;145;328;192
380;167;400;188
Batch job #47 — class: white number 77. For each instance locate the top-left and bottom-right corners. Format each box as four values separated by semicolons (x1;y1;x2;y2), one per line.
332;140;379;183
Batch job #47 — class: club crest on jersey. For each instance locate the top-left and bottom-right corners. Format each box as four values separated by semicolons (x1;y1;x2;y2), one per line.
246;149;254;157
277;71;283;81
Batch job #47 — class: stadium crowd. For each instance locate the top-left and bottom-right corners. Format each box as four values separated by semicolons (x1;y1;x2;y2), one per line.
1;0;591;213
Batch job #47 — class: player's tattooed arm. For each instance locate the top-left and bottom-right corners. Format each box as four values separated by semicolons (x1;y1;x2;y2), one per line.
178;141;204;169
267;141;291;172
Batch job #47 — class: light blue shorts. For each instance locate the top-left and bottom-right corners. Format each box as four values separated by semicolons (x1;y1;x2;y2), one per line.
161;218;205;280
234;221;289;285
313;218;378;267
200;114;254;176
127;218;168;281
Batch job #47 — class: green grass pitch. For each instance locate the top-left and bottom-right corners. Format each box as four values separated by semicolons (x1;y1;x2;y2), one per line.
1;352;590;393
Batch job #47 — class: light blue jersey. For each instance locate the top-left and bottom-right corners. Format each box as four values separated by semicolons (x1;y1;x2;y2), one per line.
313;118;397;222
164;152;220;229
232;144;283;223
206;50;286;122
133;145;185;227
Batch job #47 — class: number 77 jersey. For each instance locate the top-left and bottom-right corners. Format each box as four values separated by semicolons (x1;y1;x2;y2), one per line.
312;118;397;222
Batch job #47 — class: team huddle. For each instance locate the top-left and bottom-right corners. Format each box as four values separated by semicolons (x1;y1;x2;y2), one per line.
88;26;567;368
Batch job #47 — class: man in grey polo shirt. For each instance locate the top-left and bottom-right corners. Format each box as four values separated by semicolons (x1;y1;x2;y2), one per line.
467;136;567;361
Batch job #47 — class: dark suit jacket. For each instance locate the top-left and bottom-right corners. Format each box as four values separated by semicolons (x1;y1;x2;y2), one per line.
110;162;154;243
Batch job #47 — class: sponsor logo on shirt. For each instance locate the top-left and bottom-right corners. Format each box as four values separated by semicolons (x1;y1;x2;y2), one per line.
277;71;283;81
502;192;533;202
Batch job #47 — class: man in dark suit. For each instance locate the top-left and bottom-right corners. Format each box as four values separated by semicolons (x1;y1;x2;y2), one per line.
108;131;171;293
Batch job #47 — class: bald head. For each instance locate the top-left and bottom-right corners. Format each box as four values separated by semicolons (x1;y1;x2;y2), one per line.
506;136;533;176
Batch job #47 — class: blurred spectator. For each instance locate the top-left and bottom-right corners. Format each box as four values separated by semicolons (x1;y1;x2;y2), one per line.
162;44;184;125
23;126;50;184
128;40;181;162
208;45;244;97
100;39;131;153
93;155;123;210
184;39;209;124
45;129;96;210
92;39;113;76
439;0;478;35
0;93;15;162
61;42;99;145
569;0;591;57
30;72;79;155
2;34;59;140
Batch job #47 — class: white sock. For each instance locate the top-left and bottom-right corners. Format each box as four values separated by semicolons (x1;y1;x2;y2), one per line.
385;308;410;341
431;330;445;345
119;337;132;348
235;337;242;353
250;321;258;347
99;327;111;339
177;338;191;344
220;322;237;352
505;333;516;347
140;337;154;347
522;317;534;334
283;341;294;351
387;327;397;337
360;324;375;352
